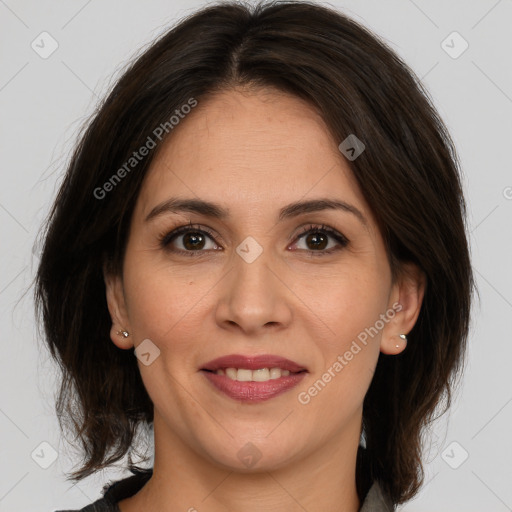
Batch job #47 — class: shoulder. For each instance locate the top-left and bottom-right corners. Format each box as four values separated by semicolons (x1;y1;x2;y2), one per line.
53;497;114;512
54;468;153;512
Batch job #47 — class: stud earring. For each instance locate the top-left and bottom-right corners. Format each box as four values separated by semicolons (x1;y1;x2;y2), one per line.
117;329;130;338
395;333;407;349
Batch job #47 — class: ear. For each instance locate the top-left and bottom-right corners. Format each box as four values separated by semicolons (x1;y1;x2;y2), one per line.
380;262;426;355
103;262;133;350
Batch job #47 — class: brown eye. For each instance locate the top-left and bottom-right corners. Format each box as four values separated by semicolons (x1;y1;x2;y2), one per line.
160;224;220;255
304;232;328;251
293;224;349;255
182;232;207;250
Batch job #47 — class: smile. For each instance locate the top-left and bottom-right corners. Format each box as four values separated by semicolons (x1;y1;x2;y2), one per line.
200;353;308;402
211;367;295;381
201;369;307;403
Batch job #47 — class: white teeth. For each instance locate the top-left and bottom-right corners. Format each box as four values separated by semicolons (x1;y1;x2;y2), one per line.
269;368;282;379
237;368;253;382
215;367;292;381
225;368;237;380
253;368;270;382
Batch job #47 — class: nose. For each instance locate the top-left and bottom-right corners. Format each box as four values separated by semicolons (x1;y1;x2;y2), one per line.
214;246;293;336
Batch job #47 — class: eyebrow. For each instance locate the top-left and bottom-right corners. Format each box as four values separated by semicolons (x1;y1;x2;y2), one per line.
144;197;367;227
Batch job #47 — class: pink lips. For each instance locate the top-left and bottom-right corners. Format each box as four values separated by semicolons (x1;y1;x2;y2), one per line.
201;354;307;373
200;354;308;403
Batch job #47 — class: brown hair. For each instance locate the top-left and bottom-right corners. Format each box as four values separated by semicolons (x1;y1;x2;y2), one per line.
34;0;474;505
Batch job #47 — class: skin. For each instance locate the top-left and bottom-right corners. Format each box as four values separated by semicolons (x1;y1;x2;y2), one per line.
104;87;425;512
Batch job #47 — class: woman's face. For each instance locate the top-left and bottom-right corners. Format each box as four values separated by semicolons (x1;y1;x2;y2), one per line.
106;87;422;473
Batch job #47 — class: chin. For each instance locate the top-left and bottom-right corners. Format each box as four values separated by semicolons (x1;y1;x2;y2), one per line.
198;433;300;473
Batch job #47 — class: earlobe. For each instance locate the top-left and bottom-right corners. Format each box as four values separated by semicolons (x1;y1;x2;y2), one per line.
103;267;133;350
380;333;408;355
380;263;426;355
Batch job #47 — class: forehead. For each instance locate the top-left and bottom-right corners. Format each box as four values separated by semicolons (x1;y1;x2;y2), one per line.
136;87;370;222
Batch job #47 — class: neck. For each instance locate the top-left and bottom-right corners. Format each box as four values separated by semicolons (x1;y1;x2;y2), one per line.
120;414;362;512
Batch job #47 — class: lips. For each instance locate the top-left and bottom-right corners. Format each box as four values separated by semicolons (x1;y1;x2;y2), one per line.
200;354;308;373
200;354;308;403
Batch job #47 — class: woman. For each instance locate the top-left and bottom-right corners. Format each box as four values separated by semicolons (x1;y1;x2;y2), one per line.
36;1;474;511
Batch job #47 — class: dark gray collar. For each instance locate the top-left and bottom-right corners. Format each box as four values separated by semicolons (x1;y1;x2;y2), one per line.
360;481;394;511
55;472;395;511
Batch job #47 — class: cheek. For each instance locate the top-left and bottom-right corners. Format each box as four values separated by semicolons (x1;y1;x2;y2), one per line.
295;265;389;408
302;289;384;423
300;265;390;348
122;251;217;343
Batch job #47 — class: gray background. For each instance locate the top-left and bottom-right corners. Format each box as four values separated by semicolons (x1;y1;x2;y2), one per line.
1;0;511;510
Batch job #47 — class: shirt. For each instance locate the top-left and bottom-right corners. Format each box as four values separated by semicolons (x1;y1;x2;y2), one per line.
55;468;394;512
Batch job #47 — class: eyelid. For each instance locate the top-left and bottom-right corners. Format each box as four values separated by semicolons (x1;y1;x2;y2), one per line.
290;223;349;252
159;222;349;255
158;222;221;252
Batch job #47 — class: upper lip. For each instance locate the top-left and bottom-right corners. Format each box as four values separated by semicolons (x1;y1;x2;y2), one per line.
201;354;308;373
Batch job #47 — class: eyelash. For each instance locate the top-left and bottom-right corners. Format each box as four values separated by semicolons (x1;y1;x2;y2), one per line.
158;222;349;257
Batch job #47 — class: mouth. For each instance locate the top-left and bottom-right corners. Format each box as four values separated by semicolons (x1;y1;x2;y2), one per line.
200;354;308;402
201;354;307;376
202;367;306;381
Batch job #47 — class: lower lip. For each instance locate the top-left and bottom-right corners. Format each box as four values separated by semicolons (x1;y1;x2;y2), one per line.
201;370;307;403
